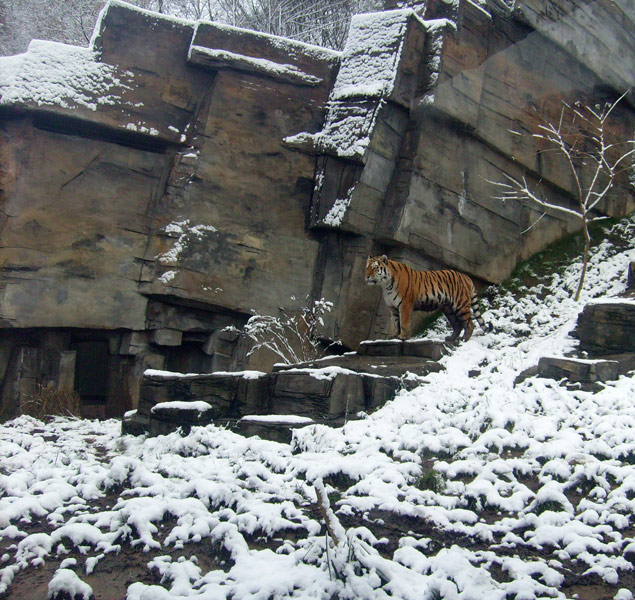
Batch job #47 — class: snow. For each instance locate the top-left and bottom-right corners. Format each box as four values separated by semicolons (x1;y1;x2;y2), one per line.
143;369;267;380
197;22;341;64
151;401;212;413
158;270;176;284
93;0;193;44
284;9;419;162
322;186;355;227
144;369;205;378
188;46;322;86
212;370;267;379
0;217;634;598
240;415;314;425
586;297;635;305
48;568;93;600
156;219;218;267
330;10;412;102
0;40;132;111
281;365;389;381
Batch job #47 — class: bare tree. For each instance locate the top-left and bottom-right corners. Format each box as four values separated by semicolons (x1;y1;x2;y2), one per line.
214;0;381;49
133;0;216;20
492;92;635;301
226;297;336;365
0;0;104;55
0;0;381;55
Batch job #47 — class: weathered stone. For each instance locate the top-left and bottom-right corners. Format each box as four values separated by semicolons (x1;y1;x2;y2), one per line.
537;357;621;384
358;340;404;357
275;352;442;378
362;374;403;412
402;340;448;360
119;331;149;356
150;403;216;425
121;411;150;436
139;371;270;423
270;369;366;420
358;339;448;361
576;301;635;355
513;0;634;103
2;0;634;419
151;329;183;347
232;416;315;443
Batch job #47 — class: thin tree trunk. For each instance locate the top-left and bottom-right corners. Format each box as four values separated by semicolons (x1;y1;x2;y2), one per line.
574;219;591;301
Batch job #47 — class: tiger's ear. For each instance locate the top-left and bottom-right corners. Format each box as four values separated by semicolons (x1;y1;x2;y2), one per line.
380;255;388;263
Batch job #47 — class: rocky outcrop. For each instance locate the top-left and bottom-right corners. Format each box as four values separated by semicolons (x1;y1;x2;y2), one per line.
517;264;635;389
123;339;447;438
1;0;633;417
576;300;635;356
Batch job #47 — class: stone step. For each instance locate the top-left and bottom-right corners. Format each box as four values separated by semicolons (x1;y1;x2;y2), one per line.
273;354;442;378
273;339;446;378
128;359;432;436
231;415;316;443
126;339;447;437
268;366;418;421
357;339;448;360
138;369;270;419
537;354;635;385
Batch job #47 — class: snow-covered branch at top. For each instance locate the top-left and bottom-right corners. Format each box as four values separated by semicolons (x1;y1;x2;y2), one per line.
225;296;336;365
490;92;634;301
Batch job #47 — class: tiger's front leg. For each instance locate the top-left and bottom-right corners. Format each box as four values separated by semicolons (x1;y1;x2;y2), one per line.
390;307;401;339
398;301;413;340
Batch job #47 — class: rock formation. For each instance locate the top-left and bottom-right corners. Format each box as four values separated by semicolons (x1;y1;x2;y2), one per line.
0;0;633;417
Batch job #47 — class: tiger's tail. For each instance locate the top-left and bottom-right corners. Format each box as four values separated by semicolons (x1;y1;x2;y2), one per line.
471;289;492;333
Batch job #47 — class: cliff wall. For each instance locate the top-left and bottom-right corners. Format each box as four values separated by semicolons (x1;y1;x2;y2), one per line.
0;0;632;416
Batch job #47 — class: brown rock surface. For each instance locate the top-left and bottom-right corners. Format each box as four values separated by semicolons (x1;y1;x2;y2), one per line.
1;0;633;415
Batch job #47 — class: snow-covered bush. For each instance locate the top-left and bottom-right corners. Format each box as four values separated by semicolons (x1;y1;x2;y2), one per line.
227;296;337;365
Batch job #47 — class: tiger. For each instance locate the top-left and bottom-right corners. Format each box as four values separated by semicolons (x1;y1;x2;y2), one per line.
365;255;492;342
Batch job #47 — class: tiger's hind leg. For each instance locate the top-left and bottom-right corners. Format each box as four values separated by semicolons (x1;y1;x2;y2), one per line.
454;302;474;341
442;307;462;342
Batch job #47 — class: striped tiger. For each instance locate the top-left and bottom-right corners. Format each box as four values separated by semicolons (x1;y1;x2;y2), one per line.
365;255;492;342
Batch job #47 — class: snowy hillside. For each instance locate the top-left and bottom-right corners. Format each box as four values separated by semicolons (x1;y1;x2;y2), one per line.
1;217;634;600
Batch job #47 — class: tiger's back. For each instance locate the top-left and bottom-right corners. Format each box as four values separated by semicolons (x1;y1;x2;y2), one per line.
365;255;491;341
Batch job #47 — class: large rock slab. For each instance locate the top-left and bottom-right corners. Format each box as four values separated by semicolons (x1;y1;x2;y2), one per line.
358;339;448;360
576;300;635;355
233;415;315;443
270;368;370;421
139;369;270;420
127;336;441;436
537;357;621;384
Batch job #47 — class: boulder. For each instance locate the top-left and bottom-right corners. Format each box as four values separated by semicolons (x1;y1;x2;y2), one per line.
576;300;635;355
537;357;621;384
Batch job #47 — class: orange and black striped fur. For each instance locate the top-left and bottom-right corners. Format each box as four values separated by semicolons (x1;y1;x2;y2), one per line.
365;255;492;342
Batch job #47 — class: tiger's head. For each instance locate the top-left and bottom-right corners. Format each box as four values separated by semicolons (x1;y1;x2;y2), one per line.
365;255;391;286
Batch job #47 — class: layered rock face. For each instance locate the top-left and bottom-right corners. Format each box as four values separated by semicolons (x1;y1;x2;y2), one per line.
0;0;633;417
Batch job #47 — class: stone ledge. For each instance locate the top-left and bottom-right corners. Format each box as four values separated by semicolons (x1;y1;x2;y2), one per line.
358;339;448;360
537;357;621;384
188;46;323;86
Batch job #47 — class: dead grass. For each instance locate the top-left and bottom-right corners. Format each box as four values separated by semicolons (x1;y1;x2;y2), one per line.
21;384;81;419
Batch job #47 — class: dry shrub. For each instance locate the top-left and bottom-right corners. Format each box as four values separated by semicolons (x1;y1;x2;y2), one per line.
21;384;81;419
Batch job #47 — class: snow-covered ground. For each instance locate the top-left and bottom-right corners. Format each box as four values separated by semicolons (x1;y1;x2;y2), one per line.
1;217;634;600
